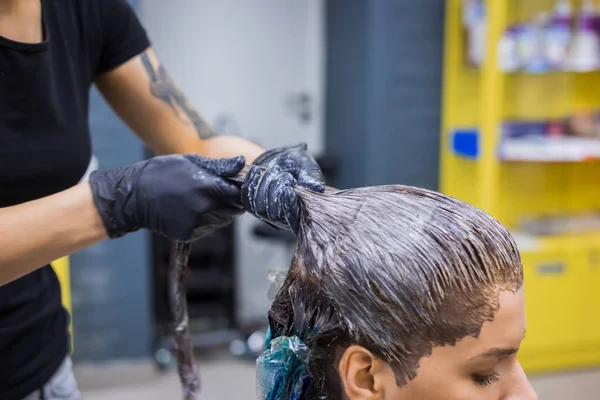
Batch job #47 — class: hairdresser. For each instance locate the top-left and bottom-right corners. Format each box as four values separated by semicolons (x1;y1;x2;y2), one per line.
0;0;323;398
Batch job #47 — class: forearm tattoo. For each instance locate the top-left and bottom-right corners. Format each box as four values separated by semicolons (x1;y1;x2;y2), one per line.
140;52;216;139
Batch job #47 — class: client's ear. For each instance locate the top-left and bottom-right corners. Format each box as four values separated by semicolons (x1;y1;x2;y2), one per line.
338;345;394;400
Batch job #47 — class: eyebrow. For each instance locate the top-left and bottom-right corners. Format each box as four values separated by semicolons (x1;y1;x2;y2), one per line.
470;331;526;360
470;347;519;360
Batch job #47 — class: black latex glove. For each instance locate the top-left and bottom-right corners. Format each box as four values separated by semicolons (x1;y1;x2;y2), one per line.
89;154;246;242
242;143;324;234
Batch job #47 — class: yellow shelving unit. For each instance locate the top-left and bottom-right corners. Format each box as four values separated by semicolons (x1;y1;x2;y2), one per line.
51;257;74;350
442;0;600;374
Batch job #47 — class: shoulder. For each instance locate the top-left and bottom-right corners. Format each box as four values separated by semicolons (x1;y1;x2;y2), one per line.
46;0;149;76
51;0;148;47
70;0;137;13
83;0;138;17
47;0;138;28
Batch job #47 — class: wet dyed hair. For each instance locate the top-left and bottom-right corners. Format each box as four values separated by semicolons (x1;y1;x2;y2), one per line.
259;184;523;399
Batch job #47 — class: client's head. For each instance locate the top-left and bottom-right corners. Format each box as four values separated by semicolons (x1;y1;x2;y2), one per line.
257;184;537;400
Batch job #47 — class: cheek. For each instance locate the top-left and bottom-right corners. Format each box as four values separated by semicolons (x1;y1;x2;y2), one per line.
389;358;497;400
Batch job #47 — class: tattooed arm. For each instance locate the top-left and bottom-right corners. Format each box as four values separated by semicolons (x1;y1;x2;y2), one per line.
95;48;264;162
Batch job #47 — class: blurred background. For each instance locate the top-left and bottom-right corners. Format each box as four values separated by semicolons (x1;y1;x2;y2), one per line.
50;0;600;398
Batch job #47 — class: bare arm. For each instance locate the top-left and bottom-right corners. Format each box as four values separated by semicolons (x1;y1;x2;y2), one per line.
95;48;265;161
0;184;107;285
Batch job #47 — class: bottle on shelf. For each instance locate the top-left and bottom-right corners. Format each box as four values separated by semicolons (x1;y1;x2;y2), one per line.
499;25;520;72
517;22;536;71
527;13;552;73
463;0;486;68
544;0;572;70
567;0;600;71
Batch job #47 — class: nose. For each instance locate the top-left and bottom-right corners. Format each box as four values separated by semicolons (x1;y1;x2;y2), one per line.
502;362;538;400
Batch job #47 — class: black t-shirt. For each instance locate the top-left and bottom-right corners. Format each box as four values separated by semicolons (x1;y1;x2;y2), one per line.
0;1;150;398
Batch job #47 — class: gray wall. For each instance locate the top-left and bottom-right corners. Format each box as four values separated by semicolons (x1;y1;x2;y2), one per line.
325;0;444;190
70;0;152;363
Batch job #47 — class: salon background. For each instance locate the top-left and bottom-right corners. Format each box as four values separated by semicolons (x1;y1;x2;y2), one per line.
46;1;600;399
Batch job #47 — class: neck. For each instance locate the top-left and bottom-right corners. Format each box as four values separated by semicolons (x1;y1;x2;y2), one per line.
0;0;31;14
0;0;43;44
0;0;42;16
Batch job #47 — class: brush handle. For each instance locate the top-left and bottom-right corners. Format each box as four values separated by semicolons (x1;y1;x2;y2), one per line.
226;165;336;192
226;165;266;184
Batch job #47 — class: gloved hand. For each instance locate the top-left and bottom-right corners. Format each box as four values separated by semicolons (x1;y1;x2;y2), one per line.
241;143;324;234
89;154;246;242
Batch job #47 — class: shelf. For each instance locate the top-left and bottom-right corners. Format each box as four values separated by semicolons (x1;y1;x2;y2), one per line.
451;128;600;162
512;230;600;254
466;67;600;76
499;136;600;162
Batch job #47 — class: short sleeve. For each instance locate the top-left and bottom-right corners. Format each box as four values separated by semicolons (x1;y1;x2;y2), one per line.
95;0;151;75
